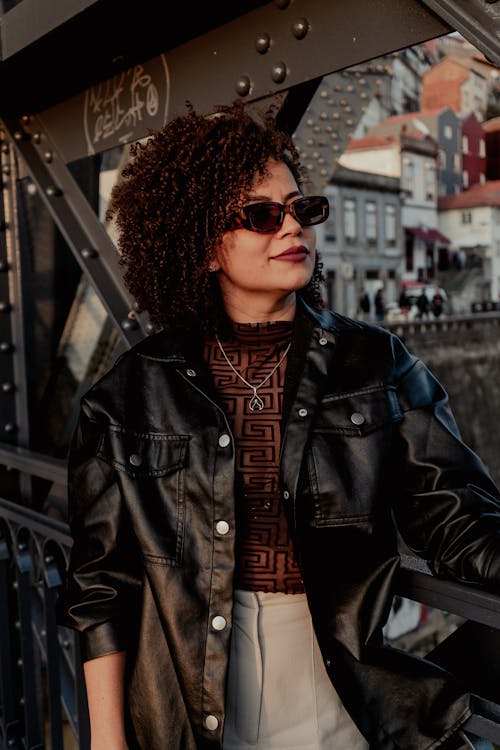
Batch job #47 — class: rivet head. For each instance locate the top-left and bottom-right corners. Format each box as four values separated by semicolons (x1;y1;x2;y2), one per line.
121;318;139;331
186;368;196;377
4;422;17;433
319;337;328;346
283;490;290;500
298;407;308;417
0;342;13;353
235;76;252;97
255;32;271;54
2;382;15;393
205;715;219;731
2;166;10;176
44;151;53;163
129;453;143;467
81;247;98;259
292;18;309;39
350;412;365;426
271;61;287;84
32;132;42;144
45;186;62;197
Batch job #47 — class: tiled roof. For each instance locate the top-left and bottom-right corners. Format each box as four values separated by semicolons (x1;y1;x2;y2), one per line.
345;135;395;151
438;181;500;209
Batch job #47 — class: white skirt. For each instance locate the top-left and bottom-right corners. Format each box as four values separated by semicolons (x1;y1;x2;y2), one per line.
223;590;369;750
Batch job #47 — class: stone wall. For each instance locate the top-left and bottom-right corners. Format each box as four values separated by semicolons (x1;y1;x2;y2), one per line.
388;315;500;487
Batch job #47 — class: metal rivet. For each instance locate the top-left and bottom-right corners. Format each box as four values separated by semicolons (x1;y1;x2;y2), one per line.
0;342;13;353
186;368;196;377
0;301;12;313
271;61;287;84
129;453;143;467
44;151;53;163
255;32;271;54
292;18;309;39
2;382;15;393
205;715;219;731
13;131;23;141
81;247;98;259
235;76;251;97
2;166;10;176
121;318;139;331
216;520;230;535
283;490;290;500
319;337;328;346
45;186;62;197
350;412;365;426
32;133;42;144
298;408;308;417
218;434;231;448
4;422;17;434
211;615;227;631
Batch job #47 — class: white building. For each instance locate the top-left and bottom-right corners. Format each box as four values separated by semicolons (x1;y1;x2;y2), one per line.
438;181;500;307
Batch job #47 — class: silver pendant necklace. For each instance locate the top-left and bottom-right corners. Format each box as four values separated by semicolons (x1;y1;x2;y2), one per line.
215;334;291;411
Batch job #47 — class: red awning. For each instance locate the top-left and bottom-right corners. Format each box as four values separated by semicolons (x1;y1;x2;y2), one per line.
407;227;450;244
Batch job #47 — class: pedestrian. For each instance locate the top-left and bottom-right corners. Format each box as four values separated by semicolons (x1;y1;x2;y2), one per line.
432;290;444;319
60;101;498;750
417;288;430;320
358;287;370;320
374;286;385;322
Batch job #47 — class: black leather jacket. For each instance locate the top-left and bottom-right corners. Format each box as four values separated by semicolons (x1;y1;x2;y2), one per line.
62;302;500;750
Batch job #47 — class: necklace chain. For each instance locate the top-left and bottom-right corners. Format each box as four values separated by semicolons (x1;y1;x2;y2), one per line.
215;334;291;411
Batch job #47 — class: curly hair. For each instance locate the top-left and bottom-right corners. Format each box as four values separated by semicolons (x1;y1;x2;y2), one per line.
106;100;324;333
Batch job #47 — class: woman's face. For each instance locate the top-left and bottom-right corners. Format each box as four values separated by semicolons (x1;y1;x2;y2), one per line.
213;159;316;321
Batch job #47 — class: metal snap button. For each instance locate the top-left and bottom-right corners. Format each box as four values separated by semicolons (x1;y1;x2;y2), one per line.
298;408;308;417
350;412;365;426
319;337;328;346
216;520;230;535
218;434;231;448
186;368;196;377
129;453;143;467
283;490;290;500
211;615;227;631
205;715;219;731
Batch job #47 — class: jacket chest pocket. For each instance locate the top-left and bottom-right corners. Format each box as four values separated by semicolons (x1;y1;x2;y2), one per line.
98;427;190;564
307;387;397;526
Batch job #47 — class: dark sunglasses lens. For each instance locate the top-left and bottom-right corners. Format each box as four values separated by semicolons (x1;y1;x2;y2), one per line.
294;197;329;226
247;203;283;232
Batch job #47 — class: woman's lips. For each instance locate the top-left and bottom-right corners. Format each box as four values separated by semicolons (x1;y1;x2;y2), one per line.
272;246;309;262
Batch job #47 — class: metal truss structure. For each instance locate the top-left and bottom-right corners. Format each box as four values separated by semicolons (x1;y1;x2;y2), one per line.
0;1;500;747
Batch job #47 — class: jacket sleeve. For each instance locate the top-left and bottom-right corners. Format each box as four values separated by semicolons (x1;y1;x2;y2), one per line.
390;335;500;591
60;400;143;662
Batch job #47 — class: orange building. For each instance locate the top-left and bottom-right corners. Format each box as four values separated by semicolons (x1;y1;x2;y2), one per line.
422;57;488;121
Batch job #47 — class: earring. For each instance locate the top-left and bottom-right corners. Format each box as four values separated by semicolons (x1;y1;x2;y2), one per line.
208;264;217;273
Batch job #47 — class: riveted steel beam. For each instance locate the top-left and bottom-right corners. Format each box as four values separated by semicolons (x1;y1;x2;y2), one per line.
418;0;500;67
1;116;149;347
36;0;450;163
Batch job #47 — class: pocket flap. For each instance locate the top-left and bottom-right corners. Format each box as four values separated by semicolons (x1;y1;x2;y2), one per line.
315;388;394;435
98;427;189;477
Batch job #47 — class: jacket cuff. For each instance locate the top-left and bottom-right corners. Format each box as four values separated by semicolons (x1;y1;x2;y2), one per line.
79;620;127;662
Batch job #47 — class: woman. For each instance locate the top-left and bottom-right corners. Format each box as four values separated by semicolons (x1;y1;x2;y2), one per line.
62;102;499;750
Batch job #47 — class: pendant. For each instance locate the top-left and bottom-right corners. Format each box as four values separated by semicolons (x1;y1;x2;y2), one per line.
249;393;265;411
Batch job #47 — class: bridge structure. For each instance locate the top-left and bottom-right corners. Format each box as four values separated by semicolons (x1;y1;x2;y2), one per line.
1;1;500;747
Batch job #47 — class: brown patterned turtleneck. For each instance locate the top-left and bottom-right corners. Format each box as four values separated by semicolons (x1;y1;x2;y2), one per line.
205;321;304;594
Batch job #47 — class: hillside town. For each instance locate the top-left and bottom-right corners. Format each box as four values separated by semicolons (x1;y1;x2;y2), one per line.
291;33;500;323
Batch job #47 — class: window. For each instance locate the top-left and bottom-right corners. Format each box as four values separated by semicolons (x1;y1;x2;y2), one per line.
438;150;447;169
324;199;336;241
344;198;357;241
444;125;453;140
479;139;486;158
402;157;414;195
454;153;461;171
366;269;380;280
462;211;472;224
365;201;377;244
425;162;436;201
480;173;486;185
463;170;469;189
385;204;396;246
462;135;469;154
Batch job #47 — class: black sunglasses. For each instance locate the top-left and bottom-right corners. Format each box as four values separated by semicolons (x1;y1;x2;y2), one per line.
230;195;329;233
